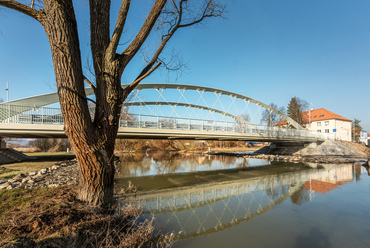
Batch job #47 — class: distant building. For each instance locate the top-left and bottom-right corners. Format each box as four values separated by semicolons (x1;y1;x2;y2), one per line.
275;108;352;141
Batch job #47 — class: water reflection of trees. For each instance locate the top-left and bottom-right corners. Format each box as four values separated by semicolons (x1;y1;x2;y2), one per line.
265;184;290;202
290;187;311;205
118;152;266;177
118;152;184;176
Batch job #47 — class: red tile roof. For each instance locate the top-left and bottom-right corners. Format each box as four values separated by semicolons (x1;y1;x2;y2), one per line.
302;108;351;123
303;180;340;194
275;108;351;126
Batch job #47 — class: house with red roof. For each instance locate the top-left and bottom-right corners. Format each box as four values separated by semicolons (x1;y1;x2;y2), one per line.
276;108;352;141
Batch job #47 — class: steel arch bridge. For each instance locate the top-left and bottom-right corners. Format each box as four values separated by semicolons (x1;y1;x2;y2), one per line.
0;83;326;141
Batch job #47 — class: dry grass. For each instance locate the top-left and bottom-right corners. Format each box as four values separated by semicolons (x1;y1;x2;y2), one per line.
23;152;75;157
0;161;58;179
14;148;39;153
0;186;176;248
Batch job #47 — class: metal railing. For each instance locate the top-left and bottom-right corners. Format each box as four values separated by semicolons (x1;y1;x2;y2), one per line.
0;105;330;140
119;114;330;140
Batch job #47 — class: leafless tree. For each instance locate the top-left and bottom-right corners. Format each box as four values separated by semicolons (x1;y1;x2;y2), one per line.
261;103;286;127
0;0;226;207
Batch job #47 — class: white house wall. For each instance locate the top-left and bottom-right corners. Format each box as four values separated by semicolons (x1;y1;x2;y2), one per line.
307;119;352;141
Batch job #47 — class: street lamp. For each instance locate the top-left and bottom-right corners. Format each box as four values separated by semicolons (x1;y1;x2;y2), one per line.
5;82;9;122
308;103;313;129
5;82;9;102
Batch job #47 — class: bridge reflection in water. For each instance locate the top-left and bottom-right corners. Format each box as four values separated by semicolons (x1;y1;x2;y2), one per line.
120;162;355;240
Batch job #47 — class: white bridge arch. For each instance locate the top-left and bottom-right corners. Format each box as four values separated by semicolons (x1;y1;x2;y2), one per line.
0;83;325;141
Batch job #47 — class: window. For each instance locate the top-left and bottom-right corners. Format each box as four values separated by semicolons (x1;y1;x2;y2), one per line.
325;121;329;126
325;129;329;133
317;130;321;132
317;122;321;127
319;115;324;117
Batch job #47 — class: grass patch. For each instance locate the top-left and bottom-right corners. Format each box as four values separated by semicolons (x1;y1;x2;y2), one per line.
0;186;176;247
0;187;58;220
24;152;75;157
0;161;58;179
0;166;15;178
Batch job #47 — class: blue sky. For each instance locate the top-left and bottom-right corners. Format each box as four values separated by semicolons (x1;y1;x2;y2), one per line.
0;0;369;132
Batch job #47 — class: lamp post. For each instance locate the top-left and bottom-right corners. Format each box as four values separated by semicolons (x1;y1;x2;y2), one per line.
5;82;9;102
5;82;9;122
308;103;313;130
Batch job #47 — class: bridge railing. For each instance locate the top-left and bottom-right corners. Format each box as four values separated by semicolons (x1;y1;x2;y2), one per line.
0;105;330;140
120;113;328;140
0;105;63;124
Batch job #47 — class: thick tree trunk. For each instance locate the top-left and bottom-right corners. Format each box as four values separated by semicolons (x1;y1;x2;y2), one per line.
41;0;122;207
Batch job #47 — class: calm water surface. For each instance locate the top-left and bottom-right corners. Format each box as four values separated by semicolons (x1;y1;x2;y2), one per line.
116;152;370;248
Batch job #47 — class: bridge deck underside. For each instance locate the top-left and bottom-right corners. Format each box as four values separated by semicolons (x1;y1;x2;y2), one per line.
0;123;319;142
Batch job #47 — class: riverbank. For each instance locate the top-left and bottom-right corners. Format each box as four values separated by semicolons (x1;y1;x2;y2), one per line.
0;159;175;247
208;141;370;164
0;185;175;247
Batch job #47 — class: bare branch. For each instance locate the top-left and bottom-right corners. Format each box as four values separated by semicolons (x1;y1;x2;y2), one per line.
139;0;225;79
0;0;41;21
84;75;96;93
106;0;131;60
178;0;226;28
121;0;167;60
133;62;161;85
123;62;162;99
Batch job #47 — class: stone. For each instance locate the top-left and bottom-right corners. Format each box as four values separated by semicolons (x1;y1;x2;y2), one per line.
0;160;79;190
8;178;20;184
14;173;27;180
29;171;37;176
6;184;14;189
0;182;10;190
48;184;59;188
22;176;31;183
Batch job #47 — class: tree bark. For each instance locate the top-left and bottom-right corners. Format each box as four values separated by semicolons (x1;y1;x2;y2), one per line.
41;0;120;207
0;0;225;208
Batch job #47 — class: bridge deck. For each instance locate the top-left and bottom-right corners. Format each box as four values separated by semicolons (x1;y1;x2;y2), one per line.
0;122;322;142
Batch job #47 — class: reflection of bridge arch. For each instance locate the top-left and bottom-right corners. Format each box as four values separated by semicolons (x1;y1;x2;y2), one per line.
124;169;317;239
0;83;303;129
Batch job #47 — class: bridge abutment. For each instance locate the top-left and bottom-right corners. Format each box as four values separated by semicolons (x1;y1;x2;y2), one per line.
265;141;319;155
261;140;363;156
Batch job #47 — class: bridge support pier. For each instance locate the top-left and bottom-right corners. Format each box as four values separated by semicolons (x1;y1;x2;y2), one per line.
0;138;6;149
267;142;314;155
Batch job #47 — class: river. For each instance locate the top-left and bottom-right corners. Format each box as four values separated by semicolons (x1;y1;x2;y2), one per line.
116;152;370;248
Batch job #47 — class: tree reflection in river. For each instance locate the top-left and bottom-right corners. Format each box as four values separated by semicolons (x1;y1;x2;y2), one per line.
116;152;260;177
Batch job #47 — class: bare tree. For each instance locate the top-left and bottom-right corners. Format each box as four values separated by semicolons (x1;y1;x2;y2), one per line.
0;0;226;207
261;103;285;127
236;113;250;128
